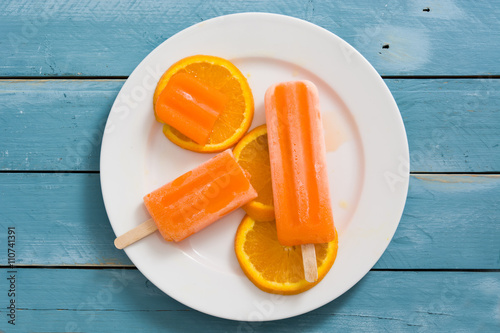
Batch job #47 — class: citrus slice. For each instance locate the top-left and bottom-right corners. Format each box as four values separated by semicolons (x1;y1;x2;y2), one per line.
233;125;274;221
154;55;254;153
234;215;338;295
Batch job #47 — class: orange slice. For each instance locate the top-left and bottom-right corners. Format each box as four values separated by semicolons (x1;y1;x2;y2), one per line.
233;125;274;221
234;215;338;295
154;55;254;153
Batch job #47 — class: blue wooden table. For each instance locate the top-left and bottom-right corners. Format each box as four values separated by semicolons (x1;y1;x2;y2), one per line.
1;1;499;332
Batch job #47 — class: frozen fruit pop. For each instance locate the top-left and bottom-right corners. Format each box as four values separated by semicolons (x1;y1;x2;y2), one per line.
114;149;257;249
265;81;335;282
144;149;257;241
265;80;335;246
155;72;227;145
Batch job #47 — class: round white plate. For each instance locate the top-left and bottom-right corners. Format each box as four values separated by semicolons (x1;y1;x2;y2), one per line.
100;13;409;321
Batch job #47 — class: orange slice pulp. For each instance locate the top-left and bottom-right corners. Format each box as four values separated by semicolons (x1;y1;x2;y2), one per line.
234;215;338;295
233;124;275;221
154;55;254;153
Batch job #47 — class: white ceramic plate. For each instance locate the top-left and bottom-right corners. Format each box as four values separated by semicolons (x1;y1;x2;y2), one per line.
100;13;409;321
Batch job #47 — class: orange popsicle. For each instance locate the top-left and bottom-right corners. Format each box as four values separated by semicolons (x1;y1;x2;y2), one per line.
265;81;335;246
155;72;227;145
143;149;257;242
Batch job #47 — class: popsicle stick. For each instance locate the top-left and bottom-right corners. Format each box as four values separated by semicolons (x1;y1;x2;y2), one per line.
114;218;158;250
302;244;318;282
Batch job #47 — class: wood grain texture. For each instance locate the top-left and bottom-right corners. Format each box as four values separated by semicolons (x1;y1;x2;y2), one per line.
0;0;499;76
387;79;500;172
376;174;500;269
1;79;498;172
0;80;120;171
1;1;497;330
301;244;318;282
0;173;498;269
0;173;132;266
114;218;157;250
0;268;498;332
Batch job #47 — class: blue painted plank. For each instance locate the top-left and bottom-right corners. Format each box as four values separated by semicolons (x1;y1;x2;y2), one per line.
0;80;121;171
1;79;499;172
0;173;131;267
0;269;498;332
388;79;500;172
0;1;499;76
375;174;500;269
0;173;498;269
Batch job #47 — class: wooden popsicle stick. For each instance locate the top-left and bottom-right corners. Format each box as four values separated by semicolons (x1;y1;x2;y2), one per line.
301;244;318;283
114;218;158;250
